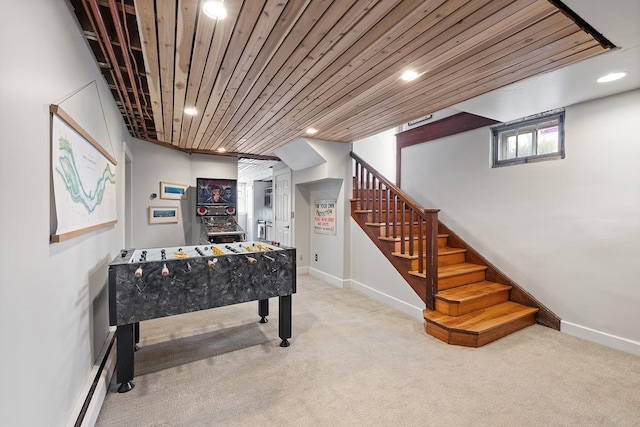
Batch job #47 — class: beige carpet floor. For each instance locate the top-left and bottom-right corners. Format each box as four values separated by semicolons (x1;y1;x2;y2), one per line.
96;274;640;426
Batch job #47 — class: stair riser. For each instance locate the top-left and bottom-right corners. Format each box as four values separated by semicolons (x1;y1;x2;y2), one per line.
408;252;466;270
353;197;404;208
352;188;397;199
476;313;536;346
393;236;448;252
379;224;429;238
438;270;486;290
424;312;536;347
435;289;510;316
355;202;406;213
364;211;416;223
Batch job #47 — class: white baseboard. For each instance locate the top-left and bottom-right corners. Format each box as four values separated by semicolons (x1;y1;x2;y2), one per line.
307;267;349;289
561;321;640;356
349;279;424;320
67;329;117;427
296;266;309;275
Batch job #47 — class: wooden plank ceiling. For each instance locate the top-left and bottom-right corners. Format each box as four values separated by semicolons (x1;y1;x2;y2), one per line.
69;0;612;159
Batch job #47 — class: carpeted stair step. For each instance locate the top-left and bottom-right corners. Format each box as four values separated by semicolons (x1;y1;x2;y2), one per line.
423;301;538;347
435;281;512;316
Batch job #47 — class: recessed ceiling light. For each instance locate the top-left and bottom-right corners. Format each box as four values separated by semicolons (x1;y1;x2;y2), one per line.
401;70;419;81
216;147;226;152
184;107;198;115
202;1;227;19
597;72;627;83
306;128;318;135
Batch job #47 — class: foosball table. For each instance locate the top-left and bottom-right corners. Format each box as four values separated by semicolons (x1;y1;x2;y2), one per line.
108;241;296;392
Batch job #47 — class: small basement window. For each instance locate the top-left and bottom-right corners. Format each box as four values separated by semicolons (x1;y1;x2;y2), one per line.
492;111;564;167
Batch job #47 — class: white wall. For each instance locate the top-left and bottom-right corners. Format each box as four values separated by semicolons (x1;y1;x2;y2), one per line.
290;139;353;285
351;127;398;184
295;184;311;270
129;139;192;247
350;220;426;319
301;180;347;286
128;142;239;248
0;1;130;425
399;90;640;354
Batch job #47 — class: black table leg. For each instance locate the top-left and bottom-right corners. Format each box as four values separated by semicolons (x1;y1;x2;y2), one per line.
134;321;140;351
278;295;292;347
258;299;269;323
116;323;135;393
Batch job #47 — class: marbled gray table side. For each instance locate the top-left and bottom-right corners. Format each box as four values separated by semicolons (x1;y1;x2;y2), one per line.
108;248;296;325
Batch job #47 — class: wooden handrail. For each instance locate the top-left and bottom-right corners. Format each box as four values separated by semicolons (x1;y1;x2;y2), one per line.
351;152;440;309
351;152;439;215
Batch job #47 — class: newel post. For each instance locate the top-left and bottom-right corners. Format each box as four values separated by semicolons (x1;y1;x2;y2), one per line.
424;209;440;310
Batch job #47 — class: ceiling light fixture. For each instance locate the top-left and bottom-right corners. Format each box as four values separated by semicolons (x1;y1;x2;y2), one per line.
184;107;198;115
202;1;227;20
401;70;419;81
216;147;226;152
306;128;318;135
597;72;627;83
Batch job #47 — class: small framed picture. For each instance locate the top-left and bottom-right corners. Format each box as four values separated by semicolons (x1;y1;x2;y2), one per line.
149;206;180;224
159;181;188;200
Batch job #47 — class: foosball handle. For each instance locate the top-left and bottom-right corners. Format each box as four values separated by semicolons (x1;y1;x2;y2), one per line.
134;267;143;278
162;263;169;277
247;256;257;264
207;259;217;268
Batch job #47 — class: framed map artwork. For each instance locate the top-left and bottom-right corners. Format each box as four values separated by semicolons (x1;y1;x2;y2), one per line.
50;105;118;243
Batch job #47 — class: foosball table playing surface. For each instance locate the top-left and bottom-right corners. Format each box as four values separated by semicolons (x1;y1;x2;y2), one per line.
108;241;296;393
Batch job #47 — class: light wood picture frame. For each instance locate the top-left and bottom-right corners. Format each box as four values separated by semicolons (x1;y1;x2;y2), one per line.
160;181;188;200
50;104;118;243
149;206;180;224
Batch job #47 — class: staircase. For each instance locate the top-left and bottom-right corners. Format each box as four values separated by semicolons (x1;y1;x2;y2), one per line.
350;152;554;347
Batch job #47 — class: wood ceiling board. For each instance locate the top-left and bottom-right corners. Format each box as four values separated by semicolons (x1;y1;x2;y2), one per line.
70;0;615;157
212;0;365;153
156;0;177;144
303;11;595;136
290;0;536;135
227;1;378;154
173;0;198;148
240;0;505;152
184;0;243;150
232;0;419;154
322;13;581;140
192;0;268;150
197;0;304;151
178;9;218;147
134;0;164;140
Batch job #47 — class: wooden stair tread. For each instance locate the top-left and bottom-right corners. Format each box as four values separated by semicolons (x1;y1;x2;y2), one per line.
392;246;466;259
411;262;487;279
436;281;511;303
438;263;487;278
423;301;538;334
